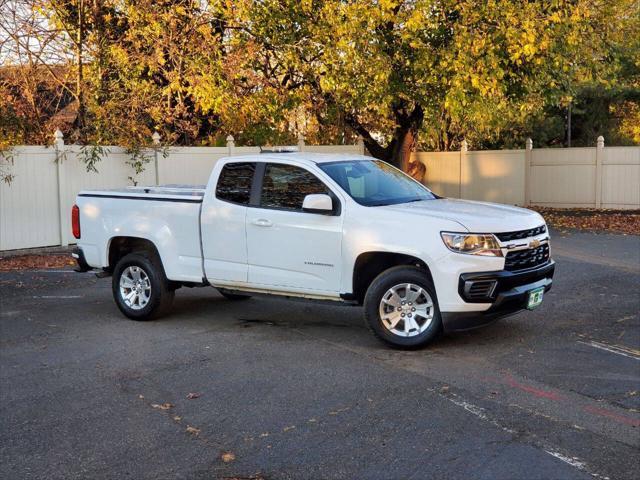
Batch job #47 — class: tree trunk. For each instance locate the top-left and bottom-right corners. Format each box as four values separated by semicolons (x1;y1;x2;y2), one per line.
390;127;425;180
567;101;572;147
75;0;86;140
347;104;425;180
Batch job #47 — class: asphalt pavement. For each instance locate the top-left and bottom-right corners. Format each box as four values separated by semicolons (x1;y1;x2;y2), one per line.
1;229;639;480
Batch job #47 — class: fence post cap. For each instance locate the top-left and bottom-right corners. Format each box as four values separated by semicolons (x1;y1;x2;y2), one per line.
597;135;605;147
526;138;533;150
152;131;161;144
461;139;468;152
226;134;235;142
53;129;64;149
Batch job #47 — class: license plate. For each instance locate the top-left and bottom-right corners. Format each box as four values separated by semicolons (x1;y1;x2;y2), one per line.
527;287;544;310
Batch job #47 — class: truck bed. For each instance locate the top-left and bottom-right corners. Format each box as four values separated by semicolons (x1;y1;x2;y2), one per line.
76;185;205;283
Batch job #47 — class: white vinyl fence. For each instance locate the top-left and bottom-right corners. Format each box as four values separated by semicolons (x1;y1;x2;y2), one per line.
1;133;638;251
414;137;639;210
0;133;364;250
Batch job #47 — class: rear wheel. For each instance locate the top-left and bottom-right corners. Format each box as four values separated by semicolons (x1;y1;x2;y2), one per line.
364;266;442;349
112;252;174;320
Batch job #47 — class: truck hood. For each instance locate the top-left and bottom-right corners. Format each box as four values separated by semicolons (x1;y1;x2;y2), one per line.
378;198;545;233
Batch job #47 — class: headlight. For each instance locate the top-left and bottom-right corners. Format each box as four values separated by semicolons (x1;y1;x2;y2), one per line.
441;232;503;257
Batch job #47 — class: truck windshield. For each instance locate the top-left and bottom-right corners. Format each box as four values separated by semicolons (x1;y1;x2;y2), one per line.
319;160;436;206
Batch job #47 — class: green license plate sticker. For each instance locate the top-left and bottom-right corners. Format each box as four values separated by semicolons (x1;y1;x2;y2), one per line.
527;287;544;310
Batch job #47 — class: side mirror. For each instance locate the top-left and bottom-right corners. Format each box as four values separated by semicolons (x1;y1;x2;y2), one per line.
302;194;334;214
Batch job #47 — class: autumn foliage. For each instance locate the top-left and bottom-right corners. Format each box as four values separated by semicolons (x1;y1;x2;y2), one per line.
0;1;638;169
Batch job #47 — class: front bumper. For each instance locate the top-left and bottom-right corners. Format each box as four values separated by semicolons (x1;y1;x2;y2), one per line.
442;260;555;332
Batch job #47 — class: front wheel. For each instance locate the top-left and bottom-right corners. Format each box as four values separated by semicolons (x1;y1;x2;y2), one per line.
363;266;442;349
112;252;174;320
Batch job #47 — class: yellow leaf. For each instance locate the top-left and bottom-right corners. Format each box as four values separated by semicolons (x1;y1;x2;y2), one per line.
221;451;236;463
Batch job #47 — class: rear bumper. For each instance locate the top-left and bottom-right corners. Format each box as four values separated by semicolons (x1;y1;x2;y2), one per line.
442;260;555;333
71;247;92;272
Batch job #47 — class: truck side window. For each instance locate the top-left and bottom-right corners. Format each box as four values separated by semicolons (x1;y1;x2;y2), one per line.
261;163;329;211
216;162;256;205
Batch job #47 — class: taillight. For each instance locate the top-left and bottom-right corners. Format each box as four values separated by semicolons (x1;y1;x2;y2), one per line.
72;204;81;239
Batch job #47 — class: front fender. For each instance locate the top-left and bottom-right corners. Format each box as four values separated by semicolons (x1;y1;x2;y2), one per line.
341;205;463;295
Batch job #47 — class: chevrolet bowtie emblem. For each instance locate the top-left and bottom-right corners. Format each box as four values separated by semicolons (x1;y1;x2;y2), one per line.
529;239;541;248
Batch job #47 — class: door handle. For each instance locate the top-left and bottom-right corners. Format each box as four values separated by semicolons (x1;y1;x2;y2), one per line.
252;218;273;227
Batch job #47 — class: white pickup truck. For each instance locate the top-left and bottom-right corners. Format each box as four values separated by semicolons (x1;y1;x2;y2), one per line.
72;153;554;348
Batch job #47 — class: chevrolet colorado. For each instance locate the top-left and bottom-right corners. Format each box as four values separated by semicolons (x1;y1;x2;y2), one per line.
72;153;554;348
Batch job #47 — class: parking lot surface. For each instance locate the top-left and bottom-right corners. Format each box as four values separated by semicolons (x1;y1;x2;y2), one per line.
1;230;639;480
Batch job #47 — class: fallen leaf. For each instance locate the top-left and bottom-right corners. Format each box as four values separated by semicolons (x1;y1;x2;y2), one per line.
186;392;201;399
173;415;182;422
283;425;296;432
151;403;174;411
186;425;200;436
0;254;76;272
221;451;236;463
530;207;640;235
328;407;350;415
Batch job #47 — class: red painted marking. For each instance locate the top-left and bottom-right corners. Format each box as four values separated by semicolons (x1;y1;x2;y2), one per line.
504;375;565;401
498;374;640;428
583;405;640;427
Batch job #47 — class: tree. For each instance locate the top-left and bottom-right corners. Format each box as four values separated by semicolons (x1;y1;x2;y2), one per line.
25;0;92;140
225;0;632;173
0;1;74;143
86;0;234;146
0;0;636;158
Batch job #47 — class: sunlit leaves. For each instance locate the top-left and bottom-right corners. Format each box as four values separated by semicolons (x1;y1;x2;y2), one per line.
1;0;637;152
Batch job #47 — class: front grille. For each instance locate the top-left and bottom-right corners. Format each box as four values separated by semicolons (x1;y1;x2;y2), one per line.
464;280;498;300
496;225;546;242
505;244;550;271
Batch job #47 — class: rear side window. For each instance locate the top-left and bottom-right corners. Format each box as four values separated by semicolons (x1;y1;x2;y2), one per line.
216;162;256;205
261;163;329;211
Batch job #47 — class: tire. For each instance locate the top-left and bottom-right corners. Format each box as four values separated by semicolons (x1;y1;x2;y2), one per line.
112;252;174;320
218;290;252;301
363;266;442;349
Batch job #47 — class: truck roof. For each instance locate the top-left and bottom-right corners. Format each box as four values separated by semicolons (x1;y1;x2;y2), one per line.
224;152;371;165
77;154;372;200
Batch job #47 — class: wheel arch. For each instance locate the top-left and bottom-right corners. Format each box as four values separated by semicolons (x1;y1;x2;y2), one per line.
351;251;434;304
107;236;162;271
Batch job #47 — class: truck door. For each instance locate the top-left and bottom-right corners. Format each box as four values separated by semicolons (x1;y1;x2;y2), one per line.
245;162;343;294
200;161;256;283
